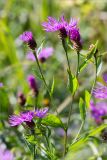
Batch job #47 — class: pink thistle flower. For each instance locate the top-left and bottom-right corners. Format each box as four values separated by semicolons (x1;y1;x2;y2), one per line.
35;107;48;118
92;82;107;99
38;47;53;63
9;111;35;127
26;47;54;63
0;82;3;87
27;75;39;96
90;101;107;124
42;15;68;39
26;52;35;61
19;31;37;50
0;146;14;160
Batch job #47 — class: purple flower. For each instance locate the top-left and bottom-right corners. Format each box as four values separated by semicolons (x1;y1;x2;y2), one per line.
103;73;107;83
90;101;107;124
18;92;26;106
0;146;14;160
19;31;37;50
92;82;107;99
38;47;53;63
26;47;53;63
27;75;39;96
9;111;35;126
42;16;68;39
35;107;48;118
0;82;3;87
26;52;35;61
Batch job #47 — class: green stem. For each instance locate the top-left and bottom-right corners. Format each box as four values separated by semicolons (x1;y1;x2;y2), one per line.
76;52;80;77
73;121;85;143
63;129;67;156
33;50;51;97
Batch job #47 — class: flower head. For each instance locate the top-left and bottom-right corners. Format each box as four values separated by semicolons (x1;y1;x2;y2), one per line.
42;16;68;39
0;82;3;87
35;107;48;118
19;31;37;50
9;111;35;126
90;101;107;124
18;92;26;106
92;82;107;99
0;145;14;160
38;47;53;63
26;47;53;63
27;75;39;96
26;52;35;61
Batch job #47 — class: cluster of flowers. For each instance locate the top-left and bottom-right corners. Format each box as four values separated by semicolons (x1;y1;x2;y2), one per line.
90;74;107;124
42;15;82;51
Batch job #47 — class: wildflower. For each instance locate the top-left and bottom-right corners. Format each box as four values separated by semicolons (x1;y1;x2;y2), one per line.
0;82;3;87
38;47;53;63
35;107;48;118
17;92;26;106
9;111;35;127
26;52;35;61
42;16;68;40
92;74;107;99
0;145;14;160
90;101;107;124
27;75;39;96
26;47;53;63
19;31;37;50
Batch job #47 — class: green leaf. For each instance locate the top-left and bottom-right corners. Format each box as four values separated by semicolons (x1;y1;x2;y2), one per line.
79;98;86;121
85;90;91;108
68;124;107;152
50;77;55;97
67;69;78;95
41;114;64;128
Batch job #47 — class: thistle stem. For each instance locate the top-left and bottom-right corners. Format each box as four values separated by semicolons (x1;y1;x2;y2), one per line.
76;52;80;78
33;50;51;97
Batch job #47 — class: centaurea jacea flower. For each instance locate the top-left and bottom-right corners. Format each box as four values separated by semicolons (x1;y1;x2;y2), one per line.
92;74;107;99
19;31;37;50
42;16;68;40
26;47;53;63
0;145;14;160
90;101;107;124
9;111;35;127
35;107;48;118
27;75;39;96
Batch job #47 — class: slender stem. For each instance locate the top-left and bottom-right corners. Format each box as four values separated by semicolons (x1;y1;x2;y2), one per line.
73;121;85;143
63;129;67;156
76;52;80;78
33;50;51;97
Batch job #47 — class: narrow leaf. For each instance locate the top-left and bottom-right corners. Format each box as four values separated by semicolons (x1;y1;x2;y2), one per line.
79;98;86;121
67;69;78;95
85;90;91;108
50;77;55;97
